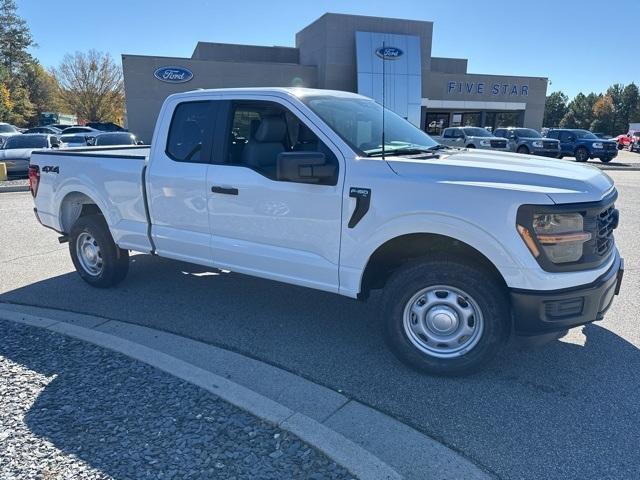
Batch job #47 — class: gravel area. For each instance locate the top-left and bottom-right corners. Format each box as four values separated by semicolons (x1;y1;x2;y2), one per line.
0;319;353;480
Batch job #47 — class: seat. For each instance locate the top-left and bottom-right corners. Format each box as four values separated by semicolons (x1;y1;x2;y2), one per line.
293;124;318;151
241;115;287;178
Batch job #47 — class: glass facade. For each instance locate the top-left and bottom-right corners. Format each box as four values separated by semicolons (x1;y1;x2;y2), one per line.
423;109;524;133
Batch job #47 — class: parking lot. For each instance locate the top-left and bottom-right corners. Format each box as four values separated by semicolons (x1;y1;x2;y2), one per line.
0;163;638;479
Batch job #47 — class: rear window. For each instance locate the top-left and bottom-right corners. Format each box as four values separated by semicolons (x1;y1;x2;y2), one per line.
95;133;136;146
3;135;48;149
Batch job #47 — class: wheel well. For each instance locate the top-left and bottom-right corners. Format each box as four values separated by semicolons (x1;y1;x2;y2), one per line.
517;145;529;152
60;192;104;233
466;144;475;148
359;233;506;299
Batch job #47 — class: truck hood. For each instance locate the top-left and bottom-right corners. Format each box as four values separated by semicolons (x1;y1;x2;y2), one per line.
386;149;614;204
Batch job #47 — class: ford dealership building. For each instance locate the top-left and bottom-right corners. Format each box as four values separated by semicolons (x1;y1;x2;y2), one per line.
122;13;548;142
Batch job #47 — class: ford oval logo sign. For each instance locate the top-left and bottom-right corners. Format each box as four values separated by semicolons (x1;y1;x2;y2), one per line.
375;46;403;60
154;66;193;83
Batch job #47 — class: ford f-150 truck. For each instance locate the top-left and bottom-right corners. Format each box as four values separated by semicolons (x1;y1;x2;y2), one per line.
29;88;624;376
433;127;509;151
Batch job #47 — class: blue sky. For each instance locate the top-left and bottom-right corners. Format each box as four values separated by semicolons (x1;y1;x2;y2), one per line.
18;0;637;99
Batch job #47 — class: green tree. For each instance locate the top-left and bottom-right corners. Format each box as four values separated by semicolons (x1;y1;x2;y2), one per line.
560;92;598;129
620;83;639;132
0;0;34;75
53;50;124;123
22;62;63;124
543;91;568;127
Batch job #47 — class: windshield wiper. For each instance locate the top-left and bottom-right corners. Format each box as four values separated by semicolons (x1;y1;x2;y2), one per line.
426;144;453;151
366;146;436;157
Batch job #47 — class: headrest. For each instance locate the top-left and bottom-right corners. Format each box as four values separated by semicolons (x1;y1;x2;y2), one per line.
297;124;317;143
255;116;286;143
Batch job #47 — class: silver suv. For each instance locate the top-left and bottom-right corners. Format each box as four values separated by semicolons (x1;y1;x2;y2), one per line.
494;127;560;157
436;127;509;151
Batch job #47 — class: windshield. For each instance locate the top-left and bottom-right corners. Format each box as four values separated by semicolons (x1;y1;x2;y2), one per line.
515;128;541;138
463;127;492;137
61;135;86;143
573;129;597;139
95;133;135;146
302;95;438;156
0;124;17;133
3;135;47;149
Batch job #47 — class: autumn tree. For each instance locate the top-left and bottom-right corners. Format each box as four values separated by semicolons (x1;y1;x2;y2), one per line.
53;50;124;123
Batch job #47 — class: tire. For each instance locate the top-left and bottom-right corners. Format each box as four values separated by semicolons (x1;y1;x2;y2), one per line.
516;145;529;154
381;257;510;376
558;154;564;159
574;147;589;162
600;157;613;163
466;144;476;149
69;214;129;288
617;143;623;150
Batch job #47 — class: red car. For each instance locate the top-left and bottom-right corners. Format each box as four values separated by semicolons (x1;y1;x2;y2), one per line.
616;131;640;149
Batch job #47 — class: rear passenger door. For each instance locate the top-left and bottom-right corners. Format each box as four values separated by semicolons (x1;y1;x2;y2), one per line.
206;96;344;293
146;99;217;266
557;131;575;155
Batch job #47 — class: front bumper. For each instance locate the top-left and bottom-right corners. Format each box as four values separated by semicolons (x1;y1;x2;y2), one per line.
531;149;561;158
510;252;623;335
591;149;618;159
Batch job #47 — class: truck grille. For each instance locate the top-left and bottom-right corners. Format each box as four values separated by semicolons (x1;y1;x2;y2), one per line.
543;141;558;149
595;205;618;256
603;143;617;151
490;140;507;148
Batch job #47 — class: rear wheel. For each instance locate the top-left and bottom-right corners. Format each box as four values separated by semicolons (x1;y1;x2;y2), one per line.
516;145;529;154
466;144;476;149
575;147;589;162
600;157;614;163
381;257;510;376
69;215;129;288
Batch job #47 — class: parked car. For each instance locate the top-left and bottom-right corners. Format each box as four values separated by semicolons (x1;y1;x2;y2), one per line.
0;134;59;178
493;127;561;157
547;129;618;163
60;126;99;135
631;137;640;153
48;123;77;131
59;134;91;147
0;122;21;147
24;126;63;135
86;122;127;132
29;87;623;376
614;131;640;150
434;127;509;151
92;132;142;146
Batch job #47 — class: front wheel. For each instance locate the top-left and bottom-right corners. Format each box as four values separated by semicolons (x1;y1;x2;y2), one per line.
381;258;509;376
516;145;529;154
600;157;614;163
574;147;589;162
69;215;129;288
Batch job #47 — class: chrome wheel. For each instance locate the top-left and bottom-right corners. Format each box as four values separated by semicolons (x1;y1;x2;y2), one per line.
402;285;484;359
76;232;103;276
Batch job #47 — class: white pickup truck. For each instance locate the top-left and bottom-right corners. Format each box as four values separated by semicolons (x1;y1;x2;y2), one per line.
29;88;624;375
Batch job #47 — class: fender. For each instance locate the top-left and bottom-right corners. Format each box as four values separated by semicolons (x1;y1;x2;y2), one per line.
339;212;529;297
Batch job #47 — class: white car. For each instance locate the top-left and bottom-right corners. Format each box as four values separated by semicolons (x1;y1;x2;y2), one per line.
0;122;21;147
29;88;623;375
0;134;60;178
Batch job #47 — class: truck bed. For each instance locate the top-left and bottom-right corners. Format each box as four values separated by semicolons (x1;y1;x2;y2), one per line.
31;146;153;253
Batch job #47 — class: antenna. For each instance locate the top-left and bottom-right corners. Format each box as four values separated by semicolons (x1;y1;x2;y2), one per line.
381;39;386;160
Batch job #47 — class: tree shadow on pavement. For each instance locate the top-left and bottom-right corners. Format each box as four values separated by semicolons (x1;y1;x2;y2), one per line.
1;253;639;479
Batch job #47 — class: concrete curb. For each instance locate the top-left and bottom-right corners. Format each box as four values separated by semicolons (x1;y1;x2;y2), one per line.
0;185;30;193
0;304;490;480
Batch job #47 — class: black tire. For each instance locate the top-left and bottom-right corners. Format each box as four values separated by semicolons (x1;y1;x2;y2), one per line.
558;154;564;159
381;257;510;376
516;145;529;154
69;214;129;288
600;157;613;163
466;144;476;149
574;147;589;162
617;143;623;150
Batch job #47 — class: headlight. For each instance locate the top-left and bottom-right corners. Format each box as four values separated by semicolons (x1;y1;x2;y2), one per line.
592;142;603;149
479;140;491;146
532;140;543;148
517;213;592;263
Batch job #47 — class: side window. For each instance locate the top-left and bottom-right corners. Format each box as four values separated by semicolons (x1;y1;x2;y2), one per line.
226;101;338;186
166;101;213;163
443;128;452;138
559;131;572;142
452;129;464;138
547;131;558;139
494;129;505;139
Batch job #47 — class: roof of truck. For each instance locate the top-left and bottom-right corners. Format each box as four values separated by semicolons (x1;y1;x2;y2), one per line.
168;87;366;100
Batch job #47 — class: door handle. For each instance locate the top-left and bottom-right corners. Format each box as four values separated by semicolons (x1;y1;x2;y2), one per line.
211;186;238;195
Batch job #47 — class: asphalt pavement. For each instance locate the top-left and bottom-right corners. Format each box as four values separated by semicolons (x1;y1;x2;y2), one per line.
1;169;639;479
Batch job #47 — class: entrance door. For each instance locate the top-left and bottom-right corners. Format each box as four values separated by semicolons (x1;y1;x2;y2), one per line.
206;97;344;293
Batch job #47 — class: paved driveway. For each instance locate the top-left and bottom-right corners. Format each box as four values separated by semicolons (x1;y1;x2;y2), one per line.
1;171;639;479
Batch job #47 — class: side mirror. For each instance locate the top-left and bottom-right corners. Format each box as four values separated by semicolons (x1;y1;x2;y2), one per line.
277;152;335;184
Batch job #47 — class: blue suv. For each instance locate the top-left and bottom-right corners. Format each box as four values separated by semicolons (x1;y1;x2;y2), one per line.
547;129;618;163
